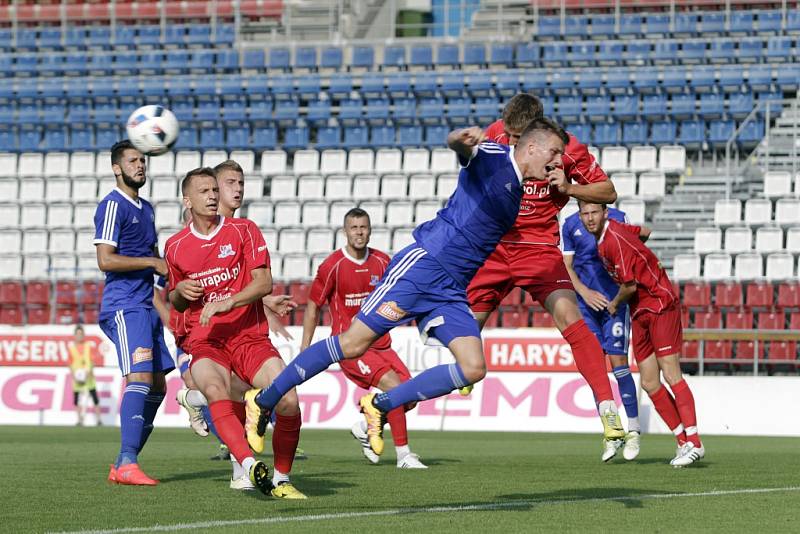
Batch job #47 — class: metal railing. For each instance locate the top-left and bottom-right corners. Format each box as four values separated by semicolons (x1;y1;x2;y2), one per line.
683;328;800;376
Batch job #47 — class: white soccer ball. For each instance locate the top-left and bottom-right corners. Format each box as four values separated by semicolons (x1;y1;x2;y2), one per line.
125;105;180;156
74;368;87;384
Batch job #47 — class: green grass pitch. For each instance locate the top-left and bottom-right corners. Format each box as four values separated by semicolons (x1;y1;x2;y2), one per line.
3;426;800;533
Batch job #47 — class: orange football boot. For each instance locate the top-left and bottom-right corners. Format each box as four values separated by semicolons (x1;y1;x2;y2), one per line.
115;464;159;486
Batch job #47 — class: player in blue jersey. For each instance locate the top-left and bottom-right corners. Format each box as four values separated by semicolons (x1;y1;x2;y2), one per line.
562;202;642;462
244;119;570;456
94;140;174;485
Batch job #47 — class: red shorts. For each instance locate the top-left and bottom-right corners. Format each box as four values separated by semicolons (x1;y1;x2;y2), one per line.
188;333;281;385
468;242;574;312
631;304;684;363
338;347;411;390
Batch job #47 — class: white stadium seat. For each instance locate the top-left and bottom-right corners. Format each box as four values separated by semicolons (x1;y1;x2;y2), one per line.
611;173;637;199
18;153;43;176
23;253;50;279
724;226;753;253
43;152;69;177
306;228;334;254
0;254;22;278
22;229;48;254
744;198;772;226
230;150;256;174
734;252;764;280
347;149;374;174
269;175;297;199
19;177;45;202
408;174;436;199
158;227;180;256
329;200;354;226
282;253;310;279
76;227;96;255
380;174;407;198
763;171;792;198
787;227;800;254
414;200;441;223
51;253;77;277
714;199;742;226
201;150;228;169
0;178;18;199
97;176;116;196
310;253;328;277
600;146;628;173
297;175;325;199
73;203;96;227
320;150;347;175
694;227;722;254
436;174;458;199
274;201;301;226
301;201;329;227
324;175;352;200
559;199;579;224
0;153;18;178
292;150;319;174
391;227;415;252
638;171;666;200
278;227;305;254
618;199;645;224
0;202;20;226
150;176;179;202
703;252;732;281
353;174;379;199
47;203;73;228
261;227;278;250
243;176;264;200
260;150;288;175
0;229;22;253
430;148;457;173
69;152;96;176
72;177;98;202
49;228;76;254
629;145;658;172
402;148;430;173
658;145;686;173
148;152;174;176
766;252;795;280
775;198;800;226
755;226;784;253
588;146;600;163
77;252;100;279
360;200;386;224
386;200;414;226
375;149;402;174
269;252;283;279
369;227;391;251
154;201;182;229
46;177;70;202
20;203;46;228
174;151;201;177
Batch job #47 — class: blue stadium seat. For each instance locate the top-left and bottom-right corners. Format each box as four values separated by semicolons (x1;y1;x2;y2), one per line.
297;75;321;99
690;68;716;92
653;41;678;64
43;127;68;151
678;119;706;147
392;98;417;123
0;102;14;125
297;46;321;70
738;120;765;145
242;49;265;71
412;73;438;96
39;55;65;76
410;45;433;68
663;68;688;92
17;102;40;124
542;42;568;67
43;102;66;124
370;125;396;147
87;27;112;48
557;95;582;122
550;70;576;93
329;76;353;99
189;50;215;72
186;25;211;46
645;14;670;35
136;26;160;47
269;48;291;71
441;72;466;97
612;94;638;119
352;46;375;69
776;66;800;90
729;12;755;35
247;75;271;99
708;119;735;146
446;97;471;124
674;13;699;36
593;122;621;146
222;100;247;122
321;47;343;70
398;124;423;147
283;126;310;150
270;76;295;99
538;17;562;38
383;45;406;69
19;128;41;151
474;97;499;124
586;95;610;121
748;65;774;91
565;123;591;143
69;125;94;151
766;36;793;61
64;27;87;48
219;76;245;96
387;74;412;98
316;125;341;149
164;51;189;73
758;10;783;34
365;98;391;124
95;126;119;149
39;79;65;98
642;93;668;119
195;99;220;122
344;124;369;148
728;91;754;118
64;54;88;75
699;92;725;118
39;28;62;49
539;94;555;115
671;93;696;118
463;44;486;67
580;70;604;94
563;17;587;38
175;128;200;150
623;121;648;145
568;42;596;66
737;38;763;62
606;70;631;94
619;15;643;37
15;30;37;50
307;100;331;125
361;74;385;99
495;71;520;97
67;102;91;123
437;44;460;68
163;25;186;46
719;68;744;92
515;43;539;67
252;125;278;148
466;72;492;97
215;50;240;72
215;25;236;45
590;15;615;39
0;54;11;76
700;13;726;34
274;100;300;123
620;41;645;65
680;41;706;63
649;120;677;145
419;97;445;123
709;40;736;63
490;43;514;68
339;99;363;123
424;125;449;148
14;55;38;76
248;100;273;121
521;71;547;94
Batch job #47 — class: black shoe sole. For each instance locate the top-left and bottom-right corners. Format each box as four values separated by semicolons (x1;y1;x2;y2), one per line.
251;462;273;496
256;409;270;437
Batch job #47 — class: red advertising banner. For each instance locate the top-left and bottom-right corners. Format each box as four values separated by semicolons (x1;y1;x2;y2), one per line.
484;336;576;371
0;334;104;367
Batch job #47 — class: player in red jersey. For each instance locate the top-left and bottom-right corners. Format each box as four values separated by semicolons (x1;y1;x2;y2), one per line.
582;201;705;467
302;208;427;469
468;93;625;446
165;168;306;498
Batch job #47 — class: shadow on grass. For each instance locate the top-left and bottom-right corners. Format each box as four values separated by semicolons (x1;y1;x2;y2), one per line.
157;469;230;483
495;486;687;510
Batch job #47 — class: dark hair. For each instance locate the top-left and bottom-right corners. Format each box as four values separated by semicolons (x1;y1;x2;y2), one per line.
110;140;137;166
343;207;370;226
578;199;607;211
502;93;544;132
74;325;84;334
213;160;244;175
181;167;217;195
518;117;570;146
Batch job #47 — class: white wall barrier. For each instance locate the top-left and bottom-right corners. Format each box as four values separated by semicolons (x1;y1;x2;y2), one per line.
1;325;798;436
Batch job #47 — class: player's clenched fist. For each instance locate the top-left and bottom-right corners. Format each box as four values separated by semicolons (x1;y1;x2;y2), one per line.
199;297;235;326
546;165;570;194
176;279;204;301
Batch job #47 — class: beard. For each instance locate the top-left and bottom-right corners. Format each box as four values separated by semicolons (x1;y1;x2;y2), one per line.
120;169;145;190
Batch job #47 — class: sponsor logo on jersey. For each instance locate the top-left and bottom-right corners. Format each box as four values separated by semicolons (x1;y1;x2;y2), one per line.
190;265;241;288
257;245;267;252
369;275;379;286
132;347;153;364
132;216;139;224
218;243;235;258
574;228;582;236
377;301;407;322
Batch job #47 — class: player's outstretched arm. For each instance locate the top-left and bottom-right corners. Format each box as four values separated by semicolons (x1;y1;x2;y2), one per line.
554;178;617;205
608;281;637;315
96;244;167;275
300;300;321;350
447;126;486;161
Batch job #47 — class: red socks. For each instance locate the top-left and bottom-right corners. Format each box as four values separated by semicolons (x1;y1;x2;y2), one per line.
232;401;245;425
563;320;613;402
670;379;701;447
648;386;687;444
273;412;302;474
209;400;252;464
386;407;408;447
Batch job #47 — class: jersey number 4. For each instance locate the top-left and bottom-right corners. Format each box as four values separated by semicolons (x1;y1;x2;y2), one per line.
358;360;372;375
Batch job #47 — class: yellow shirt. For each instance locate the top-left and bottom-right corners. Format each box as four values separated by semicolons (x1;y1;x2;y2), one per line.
68;342;96;391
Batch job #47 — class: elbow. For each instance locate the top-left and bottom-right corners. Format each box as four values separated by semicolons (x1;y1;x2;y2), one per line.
604;187;618;205
640;227;652;243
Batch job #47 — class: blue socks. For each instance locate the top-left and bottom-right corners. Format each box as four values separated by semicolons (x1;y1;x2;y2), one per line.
256;336;344;411
201;405;222;442
137;391;165;451
374;363;468;412
612;364;639;428
117;381;149;467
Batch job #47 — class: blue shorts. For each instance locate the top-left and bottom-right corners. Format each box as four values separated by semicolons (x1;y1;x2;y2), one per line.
99;307;174;376
176;347;191;375
357;244;480;347
579;301;630;357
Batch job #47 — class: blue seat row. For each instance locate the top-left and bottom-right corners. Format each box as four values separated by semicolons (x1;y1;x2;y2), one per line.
0;24;235;52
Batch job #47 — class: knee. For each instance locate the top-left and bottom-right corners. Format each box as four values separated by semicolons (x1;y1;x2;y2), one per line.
460;361;486;384
126;372;153;386
640;376;660;394
275;389;300;416
662;369;683;387
202;383;228;403
338;332;369;359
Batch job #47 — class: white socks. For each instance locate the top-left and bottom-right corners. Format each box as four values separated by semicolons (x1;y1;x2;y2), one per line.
186;389;208;408
231;459;245;479
241;457;255;474
395;445;410;459
598;400;617;414
272;468;289;487
627;417;641;433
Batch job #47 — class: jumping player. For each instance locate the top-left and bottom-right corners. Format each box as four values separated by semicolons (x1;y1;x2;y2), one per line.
303;207;426;468
246;119;569;457
94;140;174;485
166;168;306;497
468;93;625;446
562;204;641;462
582;202;705;467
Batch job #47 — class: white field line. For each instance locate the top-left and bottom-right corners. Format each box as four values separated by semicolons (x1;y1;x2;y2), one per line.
53;486;800;534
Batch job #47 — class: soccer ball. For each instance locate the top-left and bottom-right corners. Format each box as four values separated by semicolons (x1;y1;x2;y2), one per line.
73;368;87;384
125;105;180;156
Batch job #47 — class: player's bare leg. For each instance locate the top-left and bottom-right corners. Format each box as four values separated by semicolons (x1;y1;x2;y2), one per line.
658;354;704;467
250;358;306;499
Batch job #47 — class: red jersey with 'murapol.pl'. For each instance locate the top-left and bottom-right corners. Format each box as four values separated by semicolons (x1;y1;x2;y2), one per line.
596;219;678;317
309;247;392;350
164;216;270;343
484;119;609;247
